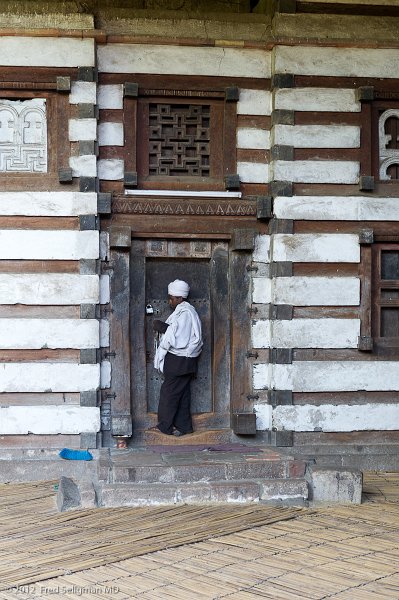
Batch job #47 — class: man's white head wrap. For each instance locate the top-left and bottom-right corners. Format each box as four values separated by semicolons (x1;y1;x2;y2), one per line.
168;279;190;298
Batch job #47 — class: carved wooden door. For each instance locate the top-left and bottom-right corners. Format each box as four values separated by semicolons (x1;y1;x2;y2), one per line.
130;238;230;435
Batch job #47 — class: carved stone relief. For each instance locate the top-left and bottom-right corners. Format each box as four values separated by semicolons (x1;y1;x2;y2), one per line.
379;108;399;180
0;98;47;173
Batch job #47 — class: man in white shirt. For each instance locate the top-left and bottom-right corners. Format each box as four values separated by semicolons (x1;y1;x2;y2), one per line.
151;279;203;436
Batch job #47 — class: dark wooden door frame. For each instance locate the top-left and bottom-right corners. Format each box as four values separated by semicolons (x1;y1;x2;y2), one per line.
106;225;255;442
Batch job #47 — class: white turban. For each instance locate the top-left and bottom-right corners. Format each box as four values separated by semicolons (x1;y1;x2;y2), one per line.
168;279;190;298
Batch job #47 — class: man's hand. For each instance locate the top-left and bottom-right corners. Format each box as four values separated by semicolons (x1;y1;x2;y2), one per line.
153;320;169;334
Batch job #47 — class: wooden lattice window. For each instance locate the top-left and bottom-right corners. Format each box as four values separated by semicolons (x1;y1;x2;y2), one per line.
135;90;236;190
372;243;399;344
148;103;210;177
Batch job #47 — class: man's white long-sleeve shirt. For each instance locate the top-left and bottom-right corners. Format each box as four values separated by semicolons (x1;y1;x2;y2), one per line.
154;301;203;373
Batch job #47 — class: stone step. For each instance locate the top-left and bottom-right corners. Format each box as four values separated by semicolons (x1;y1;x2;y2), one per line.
312;454;399;471
136;428;234;445
103;447;307;485
291;444;399;456
97;478;309;507
0;455;99;483
110;457;305;484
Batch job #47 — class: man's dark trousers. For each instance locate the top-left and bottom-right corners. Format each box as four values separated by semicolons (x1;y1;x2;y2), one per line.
157;352;197;435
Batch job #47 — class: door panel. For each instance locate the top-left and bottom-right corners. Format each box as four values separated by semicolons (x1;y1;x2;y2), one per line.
145;258;212;414
130;238;230;434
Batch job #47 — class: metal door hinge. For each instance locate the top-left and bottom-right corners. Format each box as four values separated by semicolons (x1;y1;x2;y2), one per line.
246;394;259;401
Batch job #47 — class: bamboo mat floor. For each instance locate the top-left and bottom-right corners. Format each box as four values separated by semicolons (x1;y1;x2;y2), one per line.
0;472;399;599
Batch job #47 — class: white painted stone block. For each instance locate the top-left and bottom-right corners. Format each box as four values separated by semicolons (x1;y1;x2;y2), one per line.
69;82;97;105
237;90;271;115
272;361;399;392
237;162;269;184
0;405;100;434
274;196;399;222
0;37;94;67
98;45;270;78
273;277;360;306
100;319;110;348
237;128;270;149
68;119;97;142
272;233;360;263
274;88;360;113
273;160;359;184
253;235;270;263
70;155;97;178
0;230;99;260
0;274;99;305
273;125;360;148
98;84;124;109
98;122;124;146
274;196;357;221
273;403;399;432
253;363;269;390
0;363;99;393
0;319;99;349
100;232;110;261
252;320;271;348
101;360;111;389
98;159;124;181
275;46;399;79
0;192;97;216
100;274;110;304
254;403;272;430
252;277;272;304
252;318;360;349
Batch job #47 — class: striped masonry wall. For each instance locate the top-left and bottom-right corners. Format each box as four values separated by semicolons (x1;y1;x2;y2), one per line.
252;45;399;438
0;37;101;446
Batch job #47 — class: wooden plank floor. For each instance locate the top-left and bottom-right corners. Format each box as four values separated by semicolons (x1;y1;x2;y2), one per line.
1;472;399;599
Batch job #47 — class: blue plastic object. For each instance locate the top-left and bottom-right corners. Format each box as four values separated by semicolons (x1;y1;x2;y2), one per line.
59;448;93;461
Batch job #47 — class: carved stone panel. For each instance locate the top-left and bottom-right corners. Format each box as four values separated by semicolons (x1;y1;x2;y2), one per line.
379;108;399;180
0;98;47;173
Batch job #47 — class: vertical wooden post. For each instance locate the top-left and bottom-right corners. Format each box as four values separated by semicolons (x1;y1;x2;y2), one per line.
109;226;132;439
230;230;255;424
211;244;231;427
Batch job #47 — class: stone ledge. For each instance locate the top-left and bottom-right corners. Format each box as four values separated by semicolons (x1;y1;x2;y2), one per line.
96;478;309;507
305;465;362;505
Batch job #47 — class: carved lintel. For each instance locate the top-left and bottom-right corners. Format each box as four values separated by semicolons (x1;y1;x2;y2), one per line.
112;196;257;217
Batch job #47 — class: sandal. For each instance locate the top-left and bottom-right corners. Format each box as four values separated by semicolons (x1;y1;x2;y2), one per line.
147;426;171;435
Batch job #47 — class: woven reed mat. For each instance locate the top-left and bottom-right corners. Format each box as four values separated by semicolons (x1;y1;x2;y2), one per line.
362;470;399;503
0;480;305;591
